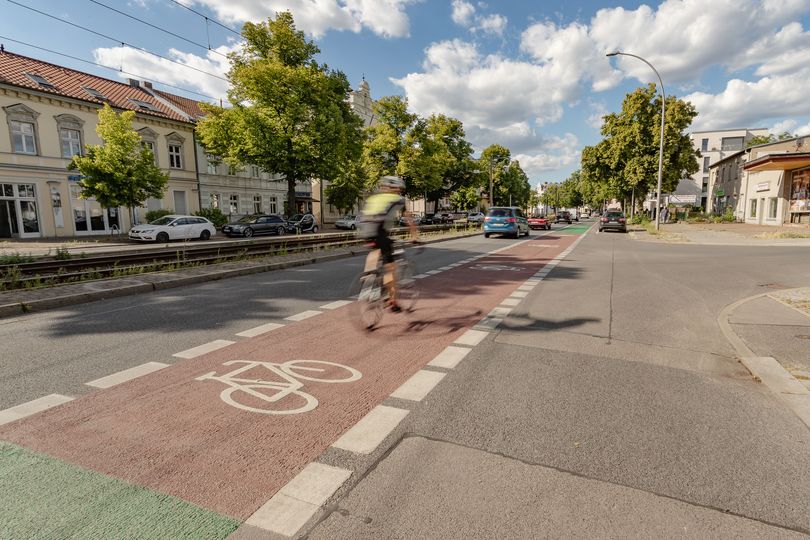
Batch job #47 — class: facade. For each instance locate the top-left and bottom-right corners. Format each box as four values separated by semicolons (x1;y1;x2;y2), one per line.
674;128;768;210
707;136;810;226
0;49;198;239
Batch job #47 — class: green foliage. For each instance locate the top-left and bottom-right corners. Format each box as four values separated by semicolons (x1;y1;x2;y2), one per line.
194;207;228;228
0;252;34;265
580;84;699;204
449;185;480;211
145;209;173;223
325;158;366;215
54;246;71;260
746;131;795;148
476;145;531;208
68;104;168;217
196;11;364;215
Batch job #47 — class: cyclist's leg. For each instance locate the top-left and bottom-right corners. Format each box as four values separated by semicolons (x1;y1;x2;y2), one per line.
364;247;381;273
376;228;398;306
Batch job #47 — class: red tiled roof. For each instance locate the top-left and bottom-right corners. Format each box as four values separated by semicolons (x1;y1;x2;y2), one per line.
0;49;192;124
154;89;209;120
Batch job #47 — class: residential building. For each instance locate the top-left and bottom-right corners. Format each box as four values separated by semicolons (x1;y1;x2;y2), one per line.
707;135;810;226
673;128;768;210
0;48;198;238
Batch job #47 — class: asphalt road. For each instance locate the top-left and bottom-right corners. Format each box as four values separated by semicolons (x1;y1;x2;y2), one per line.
2;220;809;538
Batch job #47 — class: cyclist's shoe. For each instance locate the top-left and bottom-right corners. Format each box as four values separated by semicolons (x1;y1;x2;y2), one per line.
388;301;402;313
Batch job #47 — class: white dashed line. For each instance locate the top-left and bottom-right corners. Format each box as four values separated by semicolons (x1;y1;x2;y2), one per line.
85;362;168;389
489;306;513;318
0;394;74;426
173;340;234;359
517;284;535;291
426;270;442;275
454;329;489;346
285;310;322;322
332;405;409;454
414;274;428;279
320;300;353;310
428;346;471;369
510;291;529;298
236;322;285;338
390;370;446;401
439;266;453;271
245;462;352;537
500;298;521;307
475;317;503;330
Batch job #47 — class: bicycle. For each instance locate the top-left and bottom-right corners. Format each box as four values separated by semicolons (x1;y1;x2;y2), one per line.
348;240;422;331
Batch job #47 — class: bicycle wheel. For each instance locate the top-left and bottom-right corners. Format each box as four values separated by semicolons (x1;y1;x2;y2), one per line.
220;384;318;415
348;271;385;330
397;260;419;313
281;360;362;383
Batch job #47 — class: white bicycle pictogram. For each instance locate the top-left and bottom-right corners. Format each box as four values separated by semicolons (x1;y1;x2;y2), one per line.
196;360;362;415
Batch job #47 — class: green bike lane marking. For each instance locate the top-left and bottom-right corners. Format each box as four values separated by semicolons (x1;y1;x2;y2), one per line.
0;441;238;539
553;224;592;235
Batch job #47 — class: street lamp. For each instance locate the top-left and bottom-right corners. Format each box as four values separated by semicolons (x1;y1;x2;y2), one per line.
607;51;666;231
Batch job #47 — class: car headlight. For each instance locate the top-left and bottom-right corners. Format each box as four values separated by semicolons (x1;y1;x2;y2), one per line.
139;228;154;233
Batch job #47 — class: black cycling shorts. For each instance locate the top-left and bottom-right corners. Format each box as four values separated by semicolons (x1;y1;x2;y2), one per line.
374;225;394;264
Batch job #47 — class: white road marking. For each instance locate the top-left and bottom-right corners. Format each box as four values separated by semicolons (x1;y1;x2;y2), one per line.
475;317;503;330
86;362;168;389
501;298;521;306
332;405;409;454
285;310;322;322
0;394;74;426
391;370;446;401
439;266;453;271
428;346;471;369
426;270;442;275
454;329;489;346
489;306;513;318
236;322;285;338
245;462;352;537
414;274;428;279
173;340;235;359
510;291;529;298
517;284;535;291
320;300;353;310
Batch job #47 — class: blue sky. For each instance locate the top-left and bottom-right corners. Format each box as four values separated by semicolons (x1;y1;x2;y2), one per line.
3;0;810;186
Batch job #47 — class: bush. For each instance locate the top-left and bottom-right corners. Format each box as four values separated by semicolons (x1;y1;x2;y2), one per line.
629;214;650;225
194;207;228;228
145;209;174;223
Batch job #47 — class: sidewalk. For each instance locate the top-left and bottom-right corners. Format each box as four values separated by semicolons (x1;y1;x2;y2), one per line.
629;221;810;246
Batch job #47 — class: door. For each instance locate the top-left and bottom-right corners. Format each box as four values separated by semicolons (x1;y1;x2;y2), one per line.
174;191;188;215
0;200;18;238
171;217;193;239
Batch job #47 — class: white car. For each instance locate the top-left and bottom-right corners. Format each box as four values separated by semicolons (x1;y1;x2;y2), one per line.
467;212;485;223
129;215;216;242
334;214;358;230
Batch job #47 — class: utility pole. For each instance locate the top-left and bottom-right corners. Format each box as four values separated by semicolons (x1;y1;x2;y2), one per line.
488;157;494;209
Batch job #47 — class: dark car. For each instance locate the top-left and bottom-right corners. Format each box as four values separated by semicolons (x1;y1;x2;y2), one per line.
420;214;441;225
222;214;287;237
599;211;627;232
555;211;572;224
286;213;319;234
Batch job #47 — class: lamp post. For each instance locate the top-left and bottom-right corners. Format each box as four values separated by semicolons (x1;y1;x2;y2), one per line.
488;157;494;209
607;51;666;230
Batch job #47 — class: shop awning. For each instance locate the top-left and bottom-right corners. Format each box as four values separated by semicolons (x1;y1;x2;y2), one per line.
743;152;810;172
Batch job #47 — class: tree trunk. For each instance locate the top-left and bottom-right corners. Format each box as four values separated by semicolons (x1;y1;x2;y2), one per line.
286;174;297;217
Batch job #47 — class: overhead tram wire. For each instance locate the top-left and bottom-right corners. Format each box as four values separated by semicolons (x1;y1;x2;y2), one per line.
5;0;227;82
87;0;228;58
0;34;222;102
165;0;243;38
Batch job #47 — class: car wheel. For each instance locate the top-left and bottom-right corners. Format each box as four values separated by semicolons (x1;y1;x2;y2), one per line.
546;225;551;230
484;232;490;238
276;226;285;236
200;229;211;240
243;227;254;238
156;232;169;243
350;224;356;230
312;225;318;233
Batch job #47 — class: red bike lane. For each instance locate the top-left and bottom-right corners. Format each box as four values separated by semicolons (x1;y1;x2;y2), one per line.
0;233;580;520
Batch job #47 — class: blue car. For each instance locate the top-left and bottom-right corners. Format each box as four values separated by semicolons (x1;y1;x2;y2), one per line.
483;207;530;238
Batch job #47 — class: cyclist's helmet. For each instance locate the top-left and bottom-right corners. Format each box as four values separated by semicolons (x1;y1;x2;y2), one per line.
379;175;405;190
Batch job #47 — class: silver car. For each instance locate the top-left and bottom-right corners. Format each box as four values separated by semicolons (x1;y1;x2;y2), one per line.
335;214;357;230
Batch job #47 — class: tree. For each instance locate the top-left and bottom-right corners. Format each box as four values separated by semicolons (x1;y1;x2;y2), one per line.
449;185;480;211
746;131;795;148
325;159;366;215
580;84;699;205
68;103;168;224
362;95;416;187
477;145;531;207
196;12;364;215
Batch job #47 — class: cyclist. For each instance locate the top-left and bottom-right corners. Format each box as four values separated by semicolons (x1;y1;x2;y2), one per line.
358;175;418;312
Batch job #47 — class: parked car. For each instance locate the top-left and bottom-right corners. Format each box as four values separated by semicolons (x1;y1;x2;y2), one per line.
599;211;627;233
222;214;287;237
334;214;358;230
286;213;319;234
467;212;485;224
420;214;441;225
580;210;590;219
129;215;216;242
528;215;551;230
437;212;455;223
555;211;572;224
484;207;530;238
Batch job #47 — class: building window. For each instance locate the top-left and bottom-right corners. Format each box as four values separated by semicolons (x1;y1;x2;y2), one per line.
253;195;262;214
750;198;757;218
721;137;744;151
207;161;217;174
701;138;708;152
251;165;260;178
168;144;182;169
11;120;37;154
269;196;278;214
703;156;711;173
210;193;221;210
702;177;708;192
138;128;159;166
768;198;778;219
229;194;239;214
60;128;82;158
228;165;238;176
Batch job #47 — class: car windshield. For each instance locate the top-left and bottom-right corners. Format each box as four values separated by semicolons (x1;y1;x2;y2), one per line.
342;215;355;220
487;209;512;217
236;215;259;223
289;214;303;221
607;212;624;218
149;217;174;226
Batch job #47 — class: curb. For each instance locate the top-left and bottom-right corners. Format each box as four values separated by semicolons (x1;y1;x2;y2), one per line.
0;230;481;319
717;290;810;430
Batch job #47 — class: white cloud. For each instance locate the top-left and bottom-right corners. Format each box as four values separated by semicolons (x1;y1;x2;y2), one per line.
181;0;416;38
451;0;475;26
587;101;608;130
770;119;798;135
476;14;507;36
